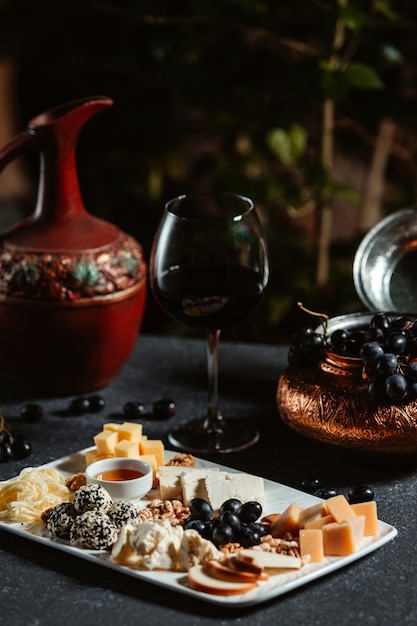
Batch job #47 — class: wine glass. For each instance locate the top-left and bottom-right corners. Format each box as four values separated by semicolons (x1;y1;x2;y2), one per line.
150;192;269;453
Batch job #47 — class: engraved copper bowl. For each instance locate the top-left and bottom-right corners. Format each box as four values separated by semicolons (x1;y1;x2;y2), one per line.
277;313;417;455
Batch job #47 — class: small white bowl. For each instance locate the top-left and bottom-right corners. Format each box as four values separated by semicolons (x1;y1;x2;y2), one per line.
85;457;153;500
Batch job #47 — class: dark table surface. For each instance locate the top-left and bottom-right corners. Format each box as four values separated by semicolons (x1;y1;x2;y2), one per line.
0;334;415;626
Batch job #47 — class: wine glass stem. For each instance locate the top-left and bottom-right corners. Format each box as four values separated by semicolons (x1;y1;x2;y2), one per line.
202;329;224;433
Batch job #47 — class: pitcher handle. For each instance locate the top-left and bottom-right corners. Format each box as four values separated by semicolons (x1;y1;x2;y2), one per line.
0;129;42;174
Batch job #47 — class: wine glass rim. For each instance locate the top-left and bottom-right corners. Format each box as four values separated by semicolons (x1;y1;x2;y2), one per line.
164;192;254;221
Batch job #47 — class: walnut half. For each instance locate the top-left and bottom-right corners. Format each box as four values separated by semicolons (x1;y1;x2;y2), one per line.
165;453;196;467
65;472;86;492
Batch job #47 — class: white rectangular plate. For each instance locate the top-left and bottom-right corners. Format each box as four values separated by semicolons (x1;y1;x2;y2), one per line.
0;449;397;607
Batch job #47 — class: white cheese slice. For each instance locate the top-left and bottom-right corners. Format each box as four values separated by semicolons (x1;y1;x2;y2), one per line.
204;471;264;511
181;468;220;505
158;466;187;500
237;549;301;570
158;466;219;500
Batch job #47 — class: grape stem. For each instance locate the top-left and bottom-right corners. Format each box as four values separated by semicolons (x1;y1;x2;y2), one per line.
0;410;11;435
297;301;329;337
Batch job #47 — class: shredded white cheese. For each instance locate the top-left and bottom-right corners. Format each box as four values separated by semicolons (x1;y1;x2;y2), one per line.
0;467;72;522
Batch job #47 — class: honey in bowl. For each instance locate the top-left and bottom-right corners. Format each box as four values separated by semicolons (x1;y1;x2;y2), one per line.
86;458;153;499
95;468;144;482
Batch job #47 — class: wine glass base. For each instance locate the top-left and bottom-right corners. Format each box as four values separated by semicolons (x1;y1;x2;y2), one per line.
167;418;259;454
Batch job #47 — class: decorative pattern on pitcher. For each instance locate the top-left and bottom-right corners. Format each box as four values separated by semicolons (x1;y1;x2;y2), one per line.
0;235;146;301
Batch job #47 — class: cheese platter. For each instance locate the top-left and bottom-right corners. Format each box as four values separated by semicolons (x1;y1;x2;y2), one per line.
0;448;397;607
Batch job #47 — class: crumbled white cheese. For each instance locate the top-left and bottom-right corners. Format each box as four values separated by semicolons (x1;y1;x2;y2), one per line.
178;529;222;571
110;520;222;571
111;524;141;565
130;520;183;570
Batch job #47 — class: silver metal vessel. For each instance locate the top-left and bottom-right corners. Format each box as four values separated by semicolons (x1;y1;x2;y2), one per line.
353;207;417;312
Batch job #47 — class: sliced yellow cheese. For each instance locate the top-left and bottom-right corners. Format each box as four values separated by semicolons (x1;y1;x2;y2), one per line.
139;439;164;467
94;430;118;456
114;439;140;458
299;528;324;563
351;501;379;536
322;515;365;556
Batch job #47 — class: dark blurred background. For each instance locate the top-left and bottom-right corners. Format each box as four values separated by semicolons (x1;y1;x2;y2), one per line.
0;0;416;344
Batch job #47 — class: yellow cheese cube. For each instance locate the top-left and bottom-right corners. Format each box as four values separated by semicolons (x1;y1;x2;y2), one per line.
325;494;356;523
85;447;114;466
138;454;158;477
85;447;98;466
351;501;379;536
299;529;324;563
322;516;365;556
304;514;334;530
103;422;143;442
94;430;118;456
139;439;164;467
114;439;140;458
298;502;328;528
117;422;143;443
271;502;300;538
103;423;123;432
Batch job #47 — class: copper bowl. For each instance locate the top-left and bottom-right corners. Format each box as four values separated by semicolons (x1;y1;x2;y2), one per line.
277;313;417;455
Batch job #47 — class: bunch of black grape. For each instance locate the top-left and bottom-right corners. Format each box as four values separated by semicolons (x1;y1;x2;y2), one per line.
184;497;265;548
288;312;417;404
0;411;32;462
288;326;325;367
355;313;417;403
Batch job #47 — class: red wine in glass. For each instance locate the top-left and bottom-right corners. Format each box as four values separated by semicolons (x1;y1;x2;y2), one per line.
153;264;265;331
150;192;269;453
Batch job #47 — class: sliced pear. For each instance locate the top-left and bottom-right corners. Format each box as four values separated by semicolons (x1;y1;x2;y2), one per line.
225;555;265;577
204;559;265;583
187;564;257;596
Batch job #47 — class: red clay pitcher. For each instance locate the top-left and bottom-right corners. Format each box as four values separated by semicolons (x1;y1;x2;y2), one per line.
0;95;147;395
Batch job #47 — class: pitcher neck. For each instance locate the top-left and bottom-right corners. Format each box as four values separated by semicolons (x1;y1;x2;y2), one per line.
34;123;85;222
30;96;114;224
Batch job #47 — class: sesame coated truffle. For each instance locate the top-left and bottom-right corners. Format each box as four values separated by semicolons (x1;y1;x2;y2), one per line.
70;510;118;550
47;502;77;538
73;483;113;514
107;500;139;529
